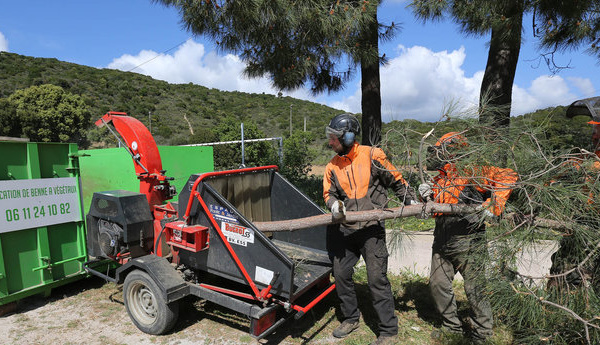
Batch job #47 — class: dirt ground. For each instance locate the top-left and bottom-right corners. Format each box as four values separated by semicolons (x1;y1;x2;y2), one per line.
0;276;351;345
1;232;553;345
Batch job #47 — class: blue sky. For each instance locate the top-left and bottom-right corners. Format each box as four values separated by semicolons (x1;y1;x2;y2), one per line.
0;0;598;122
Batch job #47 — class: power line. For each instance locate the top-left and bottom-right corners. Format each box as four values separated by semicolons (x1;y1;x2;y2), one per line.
126;38;191;72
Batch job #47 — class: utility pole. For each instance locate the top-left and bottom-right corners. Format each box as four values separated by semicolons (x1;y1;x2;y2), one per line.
149;111;152;134
289;104;293;136
304;116;306;132
240;122;245;168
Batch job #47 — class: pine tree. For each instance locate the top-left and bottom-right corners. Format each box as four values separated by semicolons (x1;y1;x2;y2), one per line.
410;0;526;133
410;0;599;134
535;0;600;61
154;0;397;145
379;104;600;344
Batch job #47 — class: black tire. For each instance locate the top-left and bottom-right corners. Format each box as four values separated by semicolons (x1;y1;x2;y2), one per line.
123;269;179;335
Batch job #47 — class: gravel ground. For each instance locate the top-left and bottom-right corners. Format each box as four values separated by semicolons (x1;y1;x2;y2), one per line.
0;276;343;345
1;232;554;345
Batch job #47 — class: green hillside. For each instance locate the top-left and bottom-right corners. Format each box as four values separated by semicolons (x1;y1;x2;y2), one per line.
0;51;594;162
0;52;338;148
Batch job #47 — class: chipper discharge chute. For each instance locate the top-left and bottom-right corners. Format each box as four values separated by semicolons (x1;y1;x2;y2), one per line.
84;112;335;339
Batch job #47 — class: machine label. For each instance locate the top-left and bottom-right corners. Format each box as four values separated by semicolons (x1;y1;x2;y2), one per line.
220;221;254;247
209;204;254;246
0;177;82;233
209;204;238;223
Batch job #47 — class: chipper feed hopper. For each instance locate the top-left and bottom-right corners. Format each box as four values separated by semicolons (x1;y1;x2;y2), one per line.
84;112;335;338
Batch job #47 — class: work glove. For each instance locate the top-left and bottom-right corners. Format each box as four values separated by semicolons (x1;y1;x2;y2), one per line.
418;183;433;201
467;205;497;224
481;208;498;224
331;200;346;221
482;209;495;219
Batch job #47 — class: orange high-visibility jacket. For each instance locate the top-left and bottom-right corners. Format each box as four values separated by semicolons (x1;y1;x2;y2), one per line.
432;163;518;216
323;142;415;230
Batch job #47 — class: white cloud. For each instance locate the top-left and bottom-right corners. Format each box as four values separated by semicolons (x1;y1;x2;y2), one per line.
567;77;596;98
511;75;578;115
108;40;594;122
332;45;595;122
331;45;483;122
0;32;8;52
107;39;313;101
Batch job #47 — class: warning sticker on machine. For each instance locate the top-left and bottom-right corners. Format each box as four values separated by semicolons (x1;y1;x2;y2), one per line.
221;221;254;247
209;204;254;246
209;204;238;224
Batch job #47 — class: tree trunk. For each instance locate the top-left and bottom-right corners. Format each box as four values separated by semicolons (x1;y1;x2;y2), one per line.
254;202;477;232
252;203;568;232
360;10;382;146
479;1;524;131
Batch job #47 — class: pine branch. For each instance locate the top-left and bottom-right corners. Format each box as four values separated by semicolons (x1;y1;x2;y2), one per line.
510;283;600;345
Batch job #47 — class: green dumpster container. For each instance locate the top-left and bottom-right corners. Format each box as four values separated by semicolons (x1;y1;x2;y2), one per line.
0;141;214;306
0;142;87;305
77;145;214;213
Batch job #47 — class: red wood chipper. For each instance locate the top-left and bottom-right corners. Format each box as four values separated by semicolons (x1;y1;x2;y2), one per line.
84;112;336;338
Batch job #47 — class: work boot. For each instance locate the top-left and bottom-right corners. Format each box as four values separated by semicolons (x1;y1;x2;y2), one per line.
369;335;397;345
470;335;489;345
430;327;462;340
332;319;360;338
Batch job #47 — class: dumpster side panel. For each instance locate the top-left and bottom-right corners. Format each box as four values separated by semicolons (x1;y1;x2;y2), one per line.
0;142;87;305
2;229;40;294
78;146;214;213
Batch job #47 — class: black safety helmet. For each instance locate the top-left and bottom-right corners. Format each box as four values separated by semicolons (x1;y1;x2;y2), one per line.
326;113;360;147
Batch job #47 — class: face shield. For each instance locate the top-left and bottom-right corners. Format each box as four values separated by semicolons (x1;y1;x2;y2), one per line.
325;126;344;139
425;145;445;171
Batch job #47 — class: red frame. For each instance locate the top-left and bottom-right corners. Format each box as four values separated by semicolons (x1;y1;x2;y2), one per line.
164;221;209;252
98;113;336;318
181;166;336;315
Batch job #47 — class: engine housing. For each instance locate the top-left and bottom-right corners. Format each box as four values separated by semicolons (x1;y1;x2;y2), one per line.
86;190;154;259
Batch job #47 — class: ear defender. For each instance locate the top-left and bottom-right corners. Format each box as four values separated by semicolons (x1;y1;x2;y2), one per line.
342;131;355;146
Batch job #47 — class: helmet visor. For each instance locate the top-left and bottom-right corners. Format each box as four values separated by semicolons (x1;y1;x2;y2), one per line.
326;126;344;138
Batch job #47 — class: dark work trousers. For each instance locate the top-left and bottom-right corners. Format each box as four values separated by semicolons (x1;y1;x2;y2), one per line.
328;224;398;337
429;216;492;340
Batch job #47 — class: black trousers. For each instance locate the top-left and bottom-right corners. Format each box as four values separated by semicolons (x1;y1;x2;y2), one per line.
328;225;398;337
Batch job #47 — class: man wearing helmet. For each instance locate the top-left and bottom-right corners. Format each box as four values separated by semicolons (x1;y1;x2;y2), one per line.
323;113;417;345
419;132;517;344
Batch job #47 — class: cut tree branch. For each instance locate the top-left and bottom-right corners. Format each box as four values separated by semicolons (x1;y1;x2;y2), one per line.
253;203;573;233
254;202;477;232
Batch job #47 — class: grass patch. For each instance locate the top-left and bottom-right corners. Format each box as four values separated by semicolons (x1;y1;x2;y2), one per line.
388;216;435;232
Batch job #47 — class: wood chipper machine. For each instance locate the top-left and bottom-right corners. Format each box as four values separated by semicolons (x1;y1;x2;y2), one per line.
84;112;335;338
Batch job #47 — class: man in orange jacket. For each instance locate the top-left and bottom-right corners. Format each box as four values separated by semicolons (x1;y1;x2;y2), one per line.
419;132;517;344
323;113;417;345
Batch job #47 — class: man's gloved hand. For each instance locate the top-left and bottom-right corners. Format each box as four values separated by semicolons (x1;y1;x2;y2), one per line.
482;209;496;219
331;200;346;221
474;204;498;224
481;209;498;224
418;183;433;201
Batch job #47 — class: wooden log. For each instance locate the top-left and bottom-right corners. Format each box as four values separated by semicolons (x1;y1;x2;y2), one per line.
252;202;573;232
253;202;478;232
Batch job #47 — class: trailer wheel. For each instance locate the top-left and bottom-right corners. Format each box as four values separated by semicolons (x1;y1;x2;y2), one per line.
123;269;179;335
